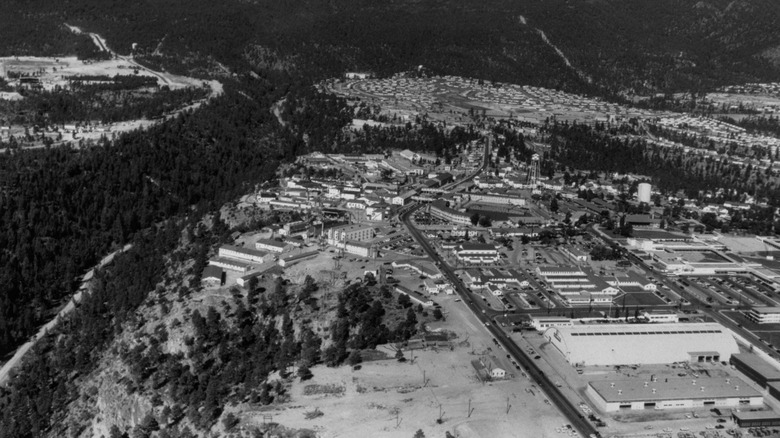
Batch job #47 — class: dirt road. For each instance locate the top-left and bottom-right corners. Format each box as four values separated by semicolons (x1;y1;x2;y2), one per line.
0;244;132;387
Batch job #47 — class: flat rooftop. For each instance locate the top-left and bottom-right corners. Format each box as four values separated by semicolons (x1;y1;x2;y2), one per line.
732;353;780;380
749;307;780;314
589;376;760;403
632;230;692;241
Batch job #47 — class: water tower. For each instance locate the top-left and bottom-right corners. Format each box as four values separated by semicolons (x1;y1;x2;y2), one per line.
527;154;541;186
637;183;651;204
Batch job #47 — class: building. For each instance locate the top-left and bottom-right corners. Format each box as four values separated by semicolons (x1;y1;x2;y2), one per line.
625;214;662;228
454;243;500;264
394;285;434;307
561;247;589;263
327;224;374;246
730;354;780;388
218;245;267;264
392;260;443;279
637;183;652;204
746;307;780;324
587;376;762;412
544;322;740;366
208;257;253;273
278;251;319;267
392;190;417;206
733;411;780;428
255;239;288;253
469;193;526;206
344;240;377;258
201;266;224;287
530;317;573;331
642;310;679;323
428;199;471;225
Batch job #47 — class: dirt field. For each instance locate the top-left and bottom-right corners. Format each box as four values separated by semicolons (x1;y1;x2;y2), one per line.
240;293;568;438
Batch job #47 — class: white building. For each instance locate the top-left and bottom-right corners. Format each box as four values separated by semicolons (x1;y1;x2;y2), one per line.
746;307;780;324
344;240;377;258
587;376;762;412
255;239;288;253
454;243;500;264
327;224;374;246
544;322;739;366
218;245;267;264
530;317;573;331
637;183;652;204
642;310;679;323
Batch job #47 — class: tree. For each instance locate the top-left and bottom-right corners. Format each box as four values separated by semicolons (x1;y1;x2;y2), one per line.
470;213;480;226
550;197;559;214
478;216;492;227
398;293;412;308
222;413;240;431
347;350;363;365
297;365;314;380
432;308;443;320
413;429;426;438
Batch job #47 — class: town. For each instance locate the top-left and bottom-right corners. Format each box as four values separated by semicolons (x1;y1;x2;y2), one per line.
185;125;780;438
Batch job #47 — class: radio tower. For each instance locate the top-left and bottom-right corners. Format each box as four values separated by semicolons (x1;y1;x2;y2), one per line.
527;154;540;186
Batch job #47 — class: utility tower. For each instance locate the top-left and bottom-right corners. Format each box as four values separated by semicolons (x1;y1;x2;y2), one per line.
527;153;541;186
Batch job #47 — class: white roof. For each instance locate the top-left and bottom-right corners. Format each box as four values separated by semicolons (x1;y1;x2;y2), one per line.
545;322;739;366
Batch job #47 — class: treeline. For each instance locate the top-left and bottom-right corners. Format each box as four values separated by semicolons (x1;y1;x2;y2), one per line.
0;230;174;438
544;121;780;205
720;115;780;138
0;80;283;357
0;85;209;125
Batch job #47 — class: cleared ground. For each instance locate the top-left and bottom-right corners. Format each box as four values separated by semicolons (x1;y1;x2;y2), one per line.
240;293;569;438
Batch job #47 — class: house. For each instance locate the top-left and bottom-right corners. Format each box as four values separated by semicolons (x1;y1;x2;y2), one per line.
201;266;224;287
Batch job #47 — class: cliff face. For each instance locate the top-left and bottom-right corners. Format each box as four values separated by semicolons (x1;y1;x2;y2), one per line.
91;370;153;437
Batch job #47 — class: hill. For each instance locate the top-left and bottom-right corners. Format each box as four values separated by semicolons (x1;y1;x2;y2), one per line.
2;0;780;96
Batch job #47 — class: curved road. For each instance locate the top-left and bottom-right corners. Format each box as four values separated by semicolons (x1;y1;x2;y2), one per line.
400;137;599;438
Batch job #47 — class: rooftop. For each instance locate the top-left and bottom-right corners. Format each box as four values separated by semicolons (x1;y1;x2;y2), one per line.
220;244;267;258
589;376;759;403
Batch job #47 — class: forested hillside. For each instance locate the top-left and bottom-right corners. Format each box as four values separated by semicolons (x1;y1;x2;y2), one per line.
5;0;780;96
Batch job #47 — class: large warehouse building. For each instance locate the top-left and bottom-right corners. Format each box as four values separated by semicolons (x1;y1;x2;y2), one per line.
587;376;762;412
543;322;739;366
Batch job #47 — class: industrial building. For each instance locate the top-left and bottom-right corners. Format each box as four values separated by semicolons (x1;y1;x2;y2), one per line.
543;322;740;366
732;411;780;428
587;376;762;412
730;353;780;388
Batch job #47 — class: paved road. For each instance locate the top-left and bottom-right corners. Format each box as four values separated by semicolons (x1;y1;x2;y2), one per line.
400;137;599;438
